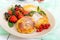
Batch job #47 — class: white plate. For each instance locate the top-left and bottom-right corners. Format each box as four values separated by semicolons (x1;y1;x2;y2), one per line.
0;3;55;38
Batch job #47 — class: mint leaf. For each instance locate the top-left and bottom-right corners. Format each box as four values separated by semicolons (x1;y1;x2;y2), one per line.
37;6;41;13
8;22;14;27
29;11;36;16
9;7;15;15
30;11;36;13
37;6;46;15
40;11;46;15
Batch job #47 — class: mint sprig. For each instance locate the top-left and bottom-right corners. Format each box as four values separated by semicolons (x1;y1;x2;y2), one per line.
37;6;46;15
29;11;36;16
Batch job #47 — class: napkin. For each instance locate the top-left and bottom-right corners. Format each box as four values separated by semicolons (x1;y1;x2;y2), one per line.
0;26;9;35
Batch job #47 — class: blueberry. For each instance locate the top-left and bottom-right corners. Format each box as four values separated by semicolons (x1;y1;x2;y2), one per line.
15;5;22;8
4;12;10;20
15;5;18;7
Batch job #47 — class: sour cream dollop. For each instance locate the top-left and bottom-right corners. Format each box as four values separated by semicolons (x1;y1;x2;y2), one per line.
32;12;43;22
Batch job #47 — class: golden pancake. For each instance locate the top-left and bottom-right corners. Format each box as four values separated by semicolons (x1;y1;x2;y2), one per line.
16;16;35;34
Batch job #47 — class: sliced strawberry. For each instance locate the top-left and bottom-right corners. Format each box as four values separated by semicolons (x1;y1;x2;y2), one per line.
8;10;12;15
23;10;29;15
19;8;24;12
15;7;19;11
15;11;19;16
18;14;24;19
9;15;17;23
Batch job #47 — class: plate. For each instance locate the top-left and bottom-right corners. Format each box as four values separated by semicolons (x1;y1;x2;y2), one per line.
0;3;55;38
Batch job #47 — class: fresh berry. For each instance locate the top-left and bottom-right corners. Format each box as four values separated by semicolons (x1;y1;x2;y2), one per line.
36;23;50;32
4;12;10;20
39;26;43;32
23;10;29;15
47;24;50;27
43;24;50;29
15;7;19;11
9;15;17;23
19;8;24;12
18;14;24;19
36;26;43;32
36;29;40;32
18;5;21;7
15;5;21;8
15;11;20;16
40;24;44;27
15;5;18;7
8;10;12;15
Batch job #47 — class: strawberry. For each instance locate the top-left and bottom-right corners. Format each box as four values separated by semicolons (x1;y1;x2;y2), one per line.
23;10;29;15
19;8;24;12
9;15;17;23
18;14;24;19
15;11;19;16
8;10;12;15
36;25;43;32
15;7;19;11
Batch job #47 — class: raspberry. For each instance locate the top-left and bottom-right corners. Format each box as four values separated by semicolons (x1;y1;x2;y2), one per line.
9;15;17;23
47;24;50;27
18;14;24;19
39;26;44;32
15;11;19;16
8;10;12;15
15;7;19;11
40;24;44;27
36;26;43;32
43;24;50;29
19;8;24;12
36;29;40;32
23;10;29;15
